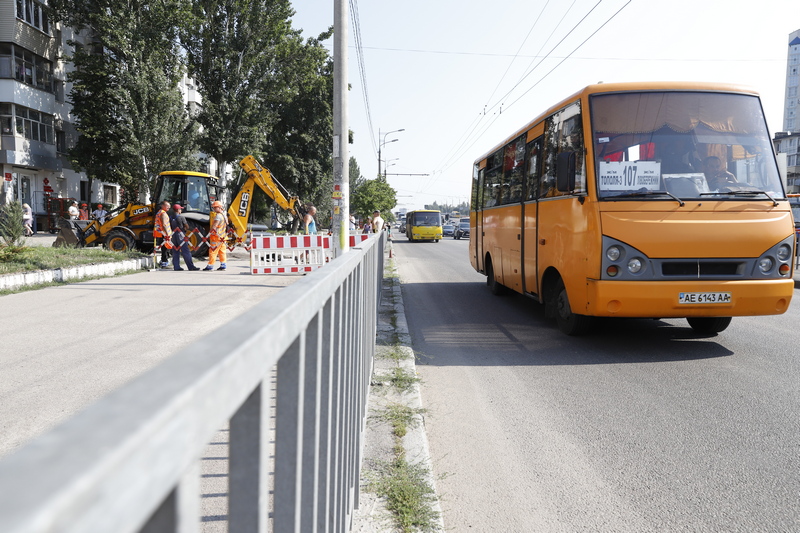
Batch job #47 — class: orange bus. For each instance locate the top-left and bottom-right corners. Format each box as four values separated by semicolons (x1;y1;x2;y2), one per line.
470;82;794;335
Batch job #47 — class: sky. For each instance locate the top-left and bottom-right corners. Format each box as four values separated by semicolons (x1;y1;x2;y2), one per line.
290;0;799;213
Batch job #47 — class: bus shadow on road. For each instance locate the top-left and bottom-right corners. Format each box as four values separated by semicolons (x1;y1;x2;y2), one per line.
401;281;735;367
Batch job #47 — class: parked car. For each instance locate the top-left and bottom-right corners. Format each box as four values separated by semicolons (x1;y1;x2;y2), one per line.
443;223;455;236
454;220;470;240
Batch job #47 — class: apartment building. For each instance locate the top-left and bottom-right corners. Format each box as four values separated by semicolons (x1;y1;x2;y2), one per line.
774;30;800;193
1;0;120;231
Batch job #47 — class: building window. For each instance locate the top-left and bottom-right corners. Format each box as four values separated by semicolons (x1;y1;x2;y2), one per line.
1;103;13;135
11;47;52;91
9;105;55;144
103;185;117;207
56;130;67;152
16;0;49;34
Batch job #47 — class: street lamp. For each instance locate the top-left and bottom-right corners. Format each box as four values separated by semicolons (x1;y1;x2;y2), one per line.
378;128;404;179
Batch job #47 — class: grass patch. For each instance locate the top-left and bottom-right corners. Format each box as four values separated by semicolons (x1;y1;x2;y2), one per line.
0;245;146;275
373;366;420;393
376;343;410;362
370;456;440;533
377;403;426;438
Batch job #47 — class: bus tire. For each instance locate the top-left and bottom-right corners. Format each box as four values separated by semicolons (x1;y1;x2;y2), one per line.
686;316;731;334
486;257;507;296
554;279;593;336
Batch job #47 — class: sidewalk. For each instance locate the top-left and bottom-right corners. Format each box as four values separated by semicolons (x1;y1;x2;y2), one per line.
351;241;444;532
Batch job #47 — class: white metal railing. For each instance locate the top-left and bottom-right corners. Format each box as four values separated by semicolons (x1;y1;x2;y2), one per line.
0;232;385;533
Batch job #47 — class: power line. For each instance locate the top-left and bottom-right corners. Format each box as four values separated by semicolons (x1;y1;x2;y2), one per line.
349;0;376;155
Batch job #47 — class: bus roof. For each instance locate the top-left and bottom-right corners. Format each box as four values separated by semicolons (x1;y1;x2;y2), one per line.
474;81;761;165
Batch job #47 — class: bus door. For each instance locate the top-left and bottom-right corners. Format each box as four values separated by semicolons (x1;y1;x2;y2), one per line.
522;134;544;296
499;135;526;293
473;164;485;272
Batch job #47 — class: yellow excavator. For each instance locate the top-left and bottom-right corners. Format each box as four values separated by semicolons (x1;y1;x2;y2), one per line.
54;156;306;255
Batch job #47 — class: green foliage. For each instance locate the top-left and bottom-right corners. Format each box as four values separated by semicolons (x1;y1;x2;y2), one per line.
49;0;198;197
258;28;335;224
0;201;26;250
351;175;397;222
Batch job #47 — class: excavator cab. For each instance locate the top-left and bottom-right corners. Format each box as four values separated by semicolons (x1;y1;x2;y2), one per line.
154;171;219;213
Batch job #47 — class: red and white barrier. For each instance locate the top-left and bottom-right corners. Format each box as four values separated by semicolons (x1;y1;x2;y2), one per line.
250;233;373;274
250;235;328;274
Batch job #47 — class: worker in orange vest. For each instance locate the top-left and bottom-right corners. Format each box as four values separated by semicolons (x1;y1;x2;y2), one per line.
203;200;228;271
78;203;89;220
153;200;173;268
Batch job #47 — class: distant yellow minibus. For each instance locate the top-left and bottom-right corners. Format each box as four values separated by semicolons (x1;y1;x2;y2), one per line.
406;210;443;242
470;82;795;335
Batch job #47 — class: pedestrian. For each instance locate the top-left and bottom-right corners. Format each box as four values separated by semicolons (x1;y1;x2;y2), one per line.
203;200;228;271
153;200;173;268
362;217;372;234
22;203;33;236
372;210;385;233
303;205;318;235
169;204;199;271
348;214;356;231
78;203;89;220
92;204;108;224
68;201;79;220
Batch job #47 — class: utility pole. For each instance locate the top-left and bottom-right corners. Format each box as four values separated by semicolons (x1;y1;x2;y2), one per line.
332;0;349;256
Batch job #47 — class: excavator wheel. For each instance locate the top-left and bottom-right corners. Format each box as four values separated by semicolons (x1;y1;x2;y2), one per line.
105;230;135;252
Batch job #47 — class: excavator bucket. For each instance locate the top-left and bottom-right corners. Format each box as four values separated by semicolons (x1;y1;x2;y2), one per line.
52;218;83;248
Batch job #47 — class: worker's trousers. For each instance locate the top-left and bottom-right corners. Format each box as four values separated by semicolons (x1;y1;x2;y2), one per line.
207;237;227;266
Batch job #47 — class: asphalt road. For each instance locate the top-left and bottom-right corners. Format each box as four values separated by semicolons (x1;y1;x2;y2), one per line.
393;235;800;532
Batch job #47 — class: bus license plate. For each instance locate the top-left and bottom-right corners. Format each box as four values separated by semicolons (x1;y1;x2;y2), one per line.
678;292;731;304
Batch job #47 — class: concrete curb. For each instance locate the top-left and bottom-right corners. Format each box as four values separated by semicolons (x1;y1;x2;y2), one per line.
351;242;444;532
0;257;154;291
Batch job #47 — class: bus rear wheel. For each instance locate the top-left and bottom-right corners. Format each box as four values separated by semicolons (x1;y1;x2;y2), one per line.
553;279;593;336
485;258;507;296
686;317;731;334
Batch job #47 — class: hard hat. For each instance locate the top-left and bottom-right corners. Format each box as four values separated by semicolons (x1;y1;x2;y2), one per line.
173;204;183;210
97;204;103;208
81;203;87;207
211;201;223;209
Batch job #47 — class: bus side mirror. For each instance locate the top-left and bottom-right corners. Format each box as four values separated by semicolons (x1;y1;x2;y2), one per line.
556;151;576;192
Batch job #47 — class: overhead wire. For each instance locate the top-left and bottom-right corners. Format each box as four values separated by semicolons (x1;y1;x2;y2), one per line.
429;0;632;188
349;0;376;155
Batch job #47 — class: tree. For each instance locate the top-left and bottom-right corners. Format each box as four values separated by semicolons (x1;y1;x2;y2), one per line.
351;175;397;222
49;0;198;199
258;29;335;222
349;156;365;193
181;0;299;172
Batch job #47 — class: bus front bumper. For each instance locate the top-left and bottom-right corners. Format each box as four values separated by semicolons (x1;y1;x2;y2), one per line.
585;278;794;318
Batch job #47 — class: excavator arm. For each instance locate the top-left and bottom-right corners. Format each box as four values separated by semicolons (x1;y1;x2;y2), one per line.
230;155;305;238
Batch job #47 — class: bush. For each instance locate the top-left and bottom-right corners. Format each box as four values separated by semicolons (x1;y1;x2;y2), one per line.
0;201;26;249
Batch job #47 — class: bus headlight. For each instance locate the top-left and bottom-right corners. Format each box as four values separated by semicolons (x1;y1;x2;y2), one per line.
627;258;643;274
606;246;621;262
777;244;792;262
758;257;774;273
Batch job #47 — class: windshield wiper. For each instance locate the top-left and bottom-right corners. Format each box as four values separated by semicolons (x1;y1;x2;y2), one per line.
606;190;684;207
700;189;778;206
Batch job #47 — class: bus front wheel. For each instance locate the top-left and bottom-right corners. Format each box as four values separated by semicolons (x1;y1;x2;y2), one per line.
553;279;593;336
686;317;731;334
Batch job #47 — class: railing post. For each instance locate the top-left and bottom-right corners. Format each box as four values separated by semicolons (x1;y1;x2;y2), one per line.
229;383;269;533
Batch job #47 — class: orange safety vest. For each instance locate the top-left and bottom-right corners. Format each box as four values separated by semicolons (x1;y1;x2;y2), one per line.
153;208;172;238
209;212;227;240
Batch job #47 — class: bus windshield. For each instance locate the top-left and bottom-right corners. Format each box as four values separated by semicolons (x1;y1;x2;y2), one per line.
591;91;784;201
412;212;441;226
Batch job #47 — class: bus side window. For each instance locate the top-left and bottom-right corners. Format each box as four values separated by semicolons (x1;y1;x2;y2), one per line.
525;137;542;200
502;134;526;204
